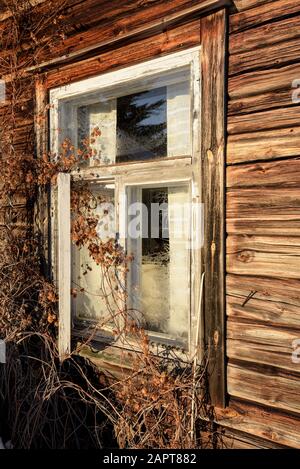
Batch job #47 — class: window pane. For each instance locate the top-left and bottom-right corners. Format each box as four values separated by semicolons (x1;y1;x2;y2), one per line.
127;183;190;343
71;183;116;324
116;87;167;162
59;66;191;166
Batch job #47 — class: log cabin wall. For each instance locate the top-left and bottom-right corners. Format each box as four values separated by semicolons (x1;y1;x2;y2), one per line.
1;0;300;449
222;0;300;449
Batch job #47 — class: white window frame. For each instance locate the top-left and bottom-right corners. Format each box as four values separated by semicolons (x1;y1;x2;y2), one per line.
49;46;202;360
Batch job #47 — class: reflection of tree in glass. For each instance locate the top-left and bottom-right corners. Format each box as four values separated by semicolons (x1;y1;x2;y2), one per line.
116;86;167;162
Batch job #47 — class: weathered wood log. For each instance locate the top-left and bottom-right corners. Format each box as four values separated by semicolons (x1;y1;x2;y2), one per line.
227;362;300;414
227;217;300;236
227;320;300;371
228;106;300;134
227;158;300;187
46;20;201;88
232;0;274;12
230;14;300;55
52;0;202;58
227;185;300;235
230;37;300;75
230;0;300;33
215;398;300;448
227;274;300;329
227;127;300;163
227;187;300;217
228;89;294;116
227;235;300;279
228;62;300;99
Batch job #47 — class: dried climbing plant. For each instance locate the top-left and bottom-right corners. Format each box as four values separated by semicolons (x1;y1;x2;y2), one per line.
0;0;223;449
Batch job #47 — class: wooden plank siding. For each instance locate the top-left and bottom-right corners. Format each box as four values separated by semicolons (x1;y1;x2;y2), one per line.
216;398;300;448
45;19;202;88
224;0;300;447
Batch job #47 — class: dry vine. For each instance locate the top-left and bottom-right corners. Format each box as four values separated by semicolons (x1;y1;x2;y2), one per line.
0;0;223;449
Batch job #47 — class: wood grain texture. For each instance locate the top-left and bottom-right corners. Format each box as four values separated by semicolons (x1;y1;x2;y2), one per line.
46;20;201;88
227;127;300;164
27;0;228;71
227;274;300;329
227;235;300;279
216;398;300;448
232;0;274;11
230;37;300;75
229;0;300;33
227;157;300;188
227;217;300;236
201;9;227;407
228;106;300;134
228;89;295;116
64;0;201;30
227;363;300;414
221;429;285;448
227;158;300;235
227;186;300;235
228;62;300;100
227;320;300;371
230;13;300;54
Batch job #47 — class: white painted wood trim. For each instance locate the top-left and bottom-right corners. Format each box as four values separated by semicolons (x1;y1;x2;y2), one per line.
57;172;71;360
49;46;202;357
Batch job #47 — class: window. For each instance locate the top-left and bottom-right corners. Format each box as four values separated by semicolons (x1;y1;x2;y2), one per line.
127;183;191;343
50;47;202;356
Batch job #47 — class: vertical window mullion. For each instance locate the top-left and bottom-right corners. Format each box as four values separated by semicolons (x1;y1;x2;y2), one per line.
57;172;71;360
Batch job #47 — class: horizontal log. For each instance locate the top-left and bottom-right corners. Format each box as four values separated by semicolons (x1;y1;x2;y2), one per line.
48;0;202;61
215;398;300;448
230;37;300;76
227;235;300;279
227;273;300;309
228;106;300;134
227;363;300;414
227;218;300;236
227;320;300;371
227;275;300;329
227;158;300;187
3;0;200;70
227;186;300;215
228;62;300;99
227;182;300;235
227;127;300;164
229;0;300;33
46;20;201;88
232;0;274;12
221;431;278;448
228;88;294;116
63;0;192;31
227;234;300;254
230;14;300;55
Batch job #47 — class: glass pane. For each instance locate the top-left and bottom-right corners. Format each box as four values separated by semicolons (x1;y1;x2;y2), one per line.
116;87;167;162
71;183;116;324
127;183;190;343
77;100;116;166
59;66;191;166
